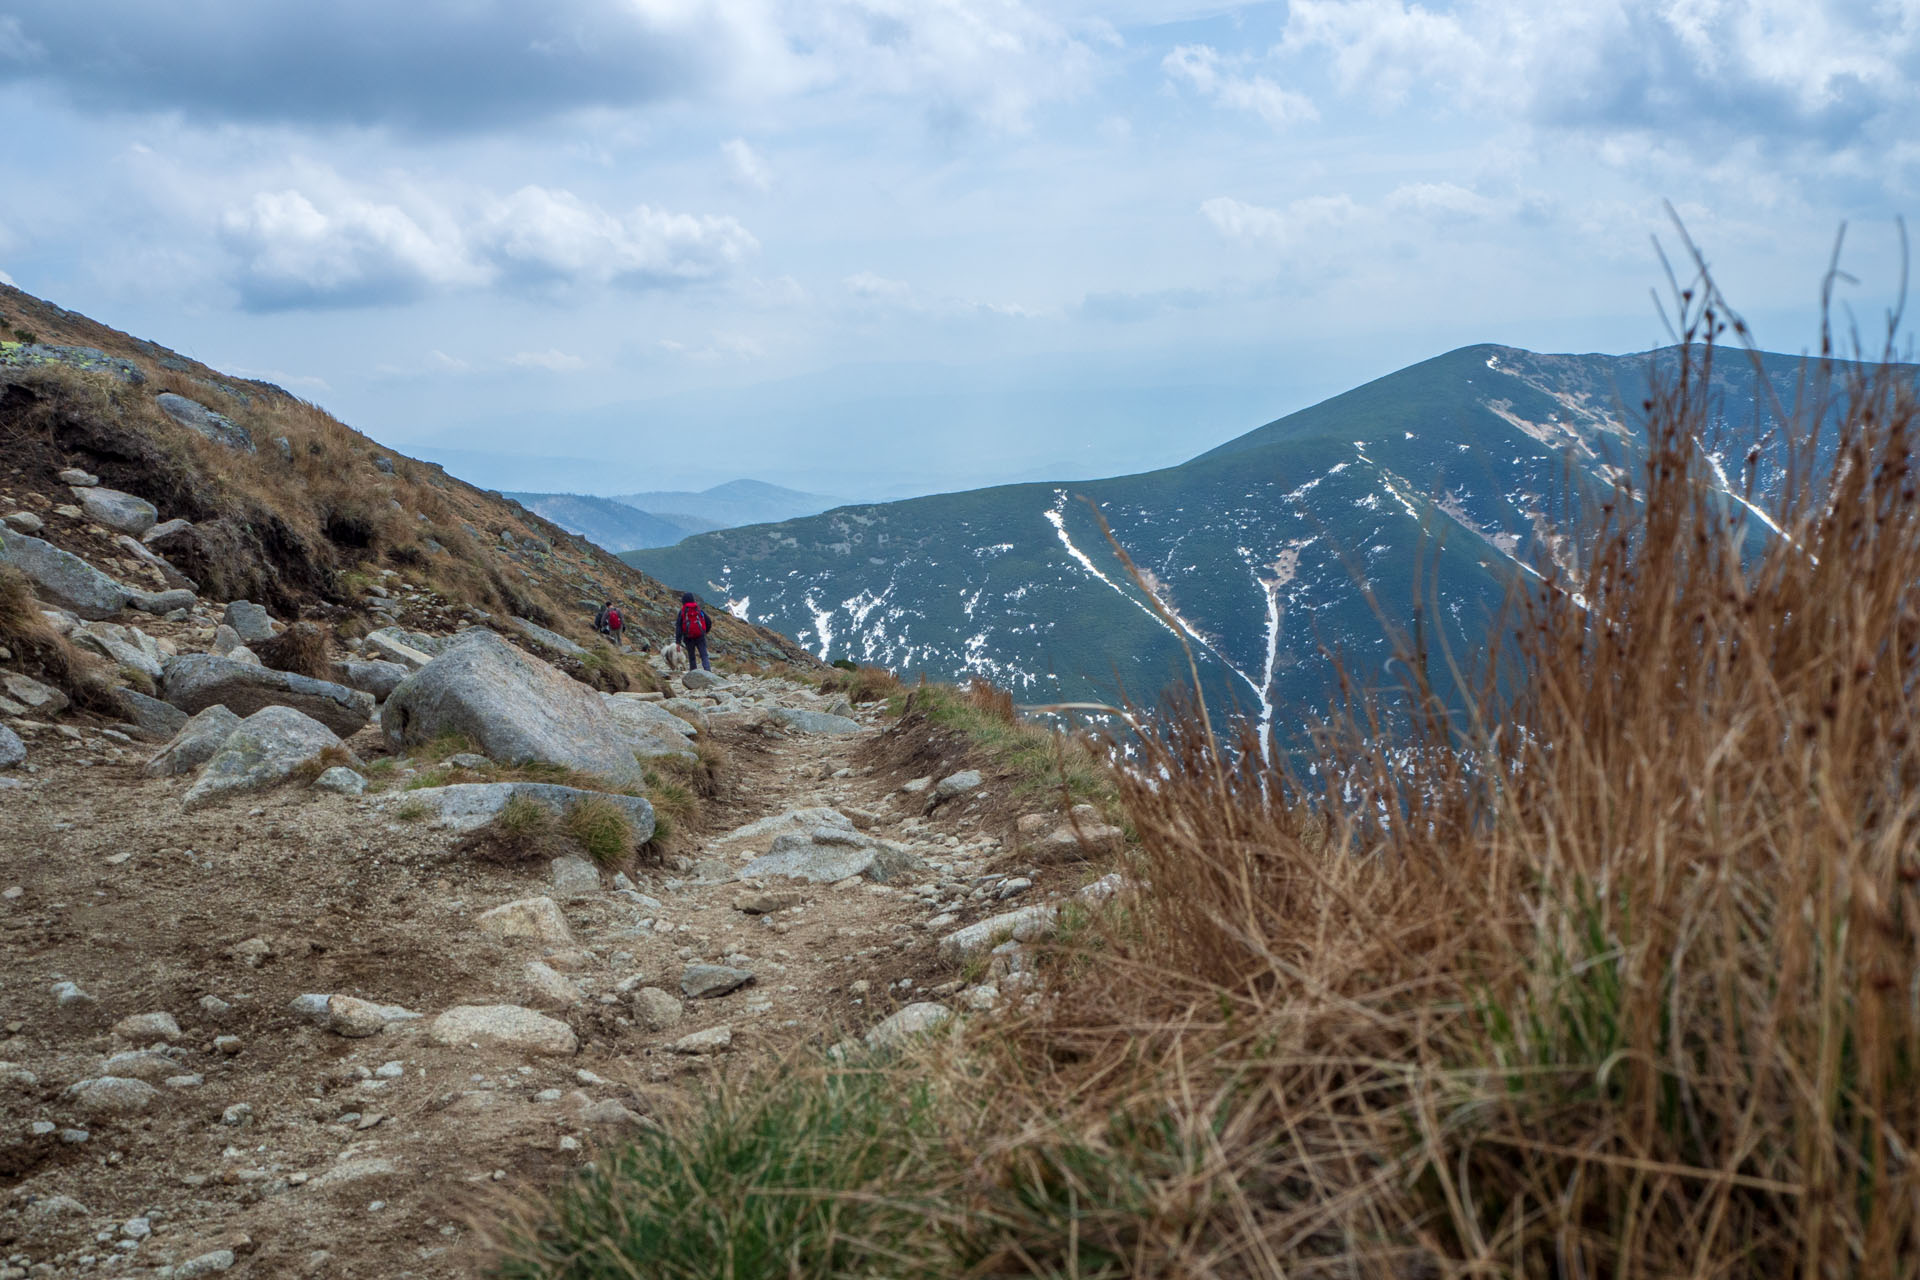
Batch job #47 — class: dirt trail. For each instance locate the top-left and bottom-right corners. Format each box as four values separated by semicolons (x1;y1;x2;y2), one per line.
0;669;1046;1279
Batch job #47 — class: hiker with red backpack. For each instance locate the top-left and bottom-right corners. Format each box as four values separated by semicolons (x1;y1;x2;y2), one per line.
675;592;712;672
594;599;627;650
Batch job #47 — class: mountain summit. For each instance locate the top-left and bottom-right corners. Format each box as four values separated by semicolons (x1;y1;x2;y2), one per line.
628;342;1841;749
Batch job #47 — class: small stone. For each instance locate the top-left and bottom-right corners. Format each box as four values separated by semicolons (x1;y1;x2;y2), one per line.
577;1098;648;1129
523;961;584;1010
732;889;804;915
1;886;21;900
669;1025;733;1055
50;982;94;1013
375;1061;405;1079
629;986;683;1031
900;776;933;794
57;468;99;486
165;1075;204;1089
864;1002;954;1051
312;766;367;795
428;1005;578;1056
199;995;233;1019
477;896;574;945
548;855;601;900
100;1050;182;1082
112;1011;182;1042
994;876;1033;900
163;1248;236;1277
680;963;754;1000
221;1103;253;1127
26;1194;88;1218
932;770;982;801
213;1035;243;1055
64;1076;159;1115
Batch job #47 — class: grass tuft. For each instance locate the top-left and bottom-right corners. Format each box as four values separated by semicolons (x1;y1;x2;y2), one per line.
490;1065;956;1280
560;796;635;868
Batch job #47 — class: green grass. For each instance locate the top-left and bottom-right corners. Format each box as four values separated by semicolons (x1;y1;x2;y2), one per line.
393;799;430;822
493;1065;956;1280
900;682;1121;818
560;796;634;868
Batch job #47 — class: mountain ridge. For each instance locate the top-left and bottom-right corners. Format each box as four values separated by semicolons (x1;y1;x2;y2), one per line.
627;341;1871;749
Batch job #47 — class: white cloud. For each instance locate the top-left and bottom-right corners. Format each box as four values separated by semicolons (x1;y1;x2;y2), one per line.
219;187;483;309
659;332;766;361
0;16;42;64
508;349;587;372
845;271;913;301
1201;194;1364;245
478;186;757;291
219;175;757;310
722;138;771;191
1163;44;1317;128
1386;181;1497;221
1278;0;1920;150
791;0;1101;132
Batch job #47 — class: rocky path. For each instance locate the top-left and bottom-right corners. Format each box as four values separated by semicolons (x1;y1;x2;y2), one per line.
0;666;1090;1279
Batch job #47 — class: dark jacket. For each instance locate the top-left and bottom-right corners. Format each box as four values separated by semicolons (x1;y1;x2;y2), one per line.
675;604;710;642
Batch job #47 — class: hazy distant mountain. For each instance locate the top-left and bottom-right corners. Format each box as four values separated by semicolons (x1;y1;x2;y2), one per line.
629;344;1853;751
500;492;722;553
610;479;842;529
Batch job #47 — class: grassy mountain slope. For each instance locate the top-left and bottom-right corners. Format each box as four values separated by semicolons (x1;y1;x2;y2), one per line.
629;343;1851;745
0;283;817;667
499;492;720;553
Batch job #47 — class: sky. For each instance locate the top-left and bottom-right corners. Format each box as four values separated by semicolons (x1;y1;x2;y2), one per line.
1;0;1915;499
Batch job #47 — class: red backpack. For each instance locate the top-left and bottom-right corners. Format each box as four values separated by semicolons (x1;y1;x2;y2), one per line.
680;600;708;639
605;607;621;630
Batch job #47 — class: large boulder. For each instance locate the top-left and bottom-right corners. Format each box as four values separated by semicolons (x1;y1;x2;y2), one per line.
71;621;166;681
507;616;589;658
112;688;189;742
3;673;67;715
381;631;644;786
0;725;23;770
602;695;697;762
389;782;654;842
181;706;352;810
144;705;242;777
155;393;254;452
113;534;196;591
73;487;157;537
221;600;275;643
331;659;409;700
162;654;373;737
0;529;136;619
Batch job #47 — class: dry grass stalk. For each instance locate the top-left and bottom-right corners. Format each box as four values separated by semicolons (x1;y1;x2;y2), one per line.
946;274;1920;1275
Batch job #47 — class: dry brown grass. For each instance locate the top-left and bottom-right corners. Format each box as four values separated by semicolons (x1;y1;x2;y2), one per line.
251;621;333;679
927;280;1920;1276
0;564;120;714
819;663;904;704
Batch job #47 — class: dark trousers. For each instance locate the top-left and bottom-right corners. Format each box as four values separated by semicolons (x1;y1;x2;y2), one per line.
682;634;709;671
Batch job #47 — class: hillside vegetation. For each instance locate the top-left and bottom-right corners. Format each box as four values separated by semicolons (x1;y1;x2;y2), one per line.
502;295;1920;1275
0;281;813;669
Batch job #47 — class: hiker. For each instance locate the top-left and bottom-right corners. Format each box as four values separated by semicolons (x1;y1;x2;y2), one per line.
593;599;626;651
675;591;712;672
